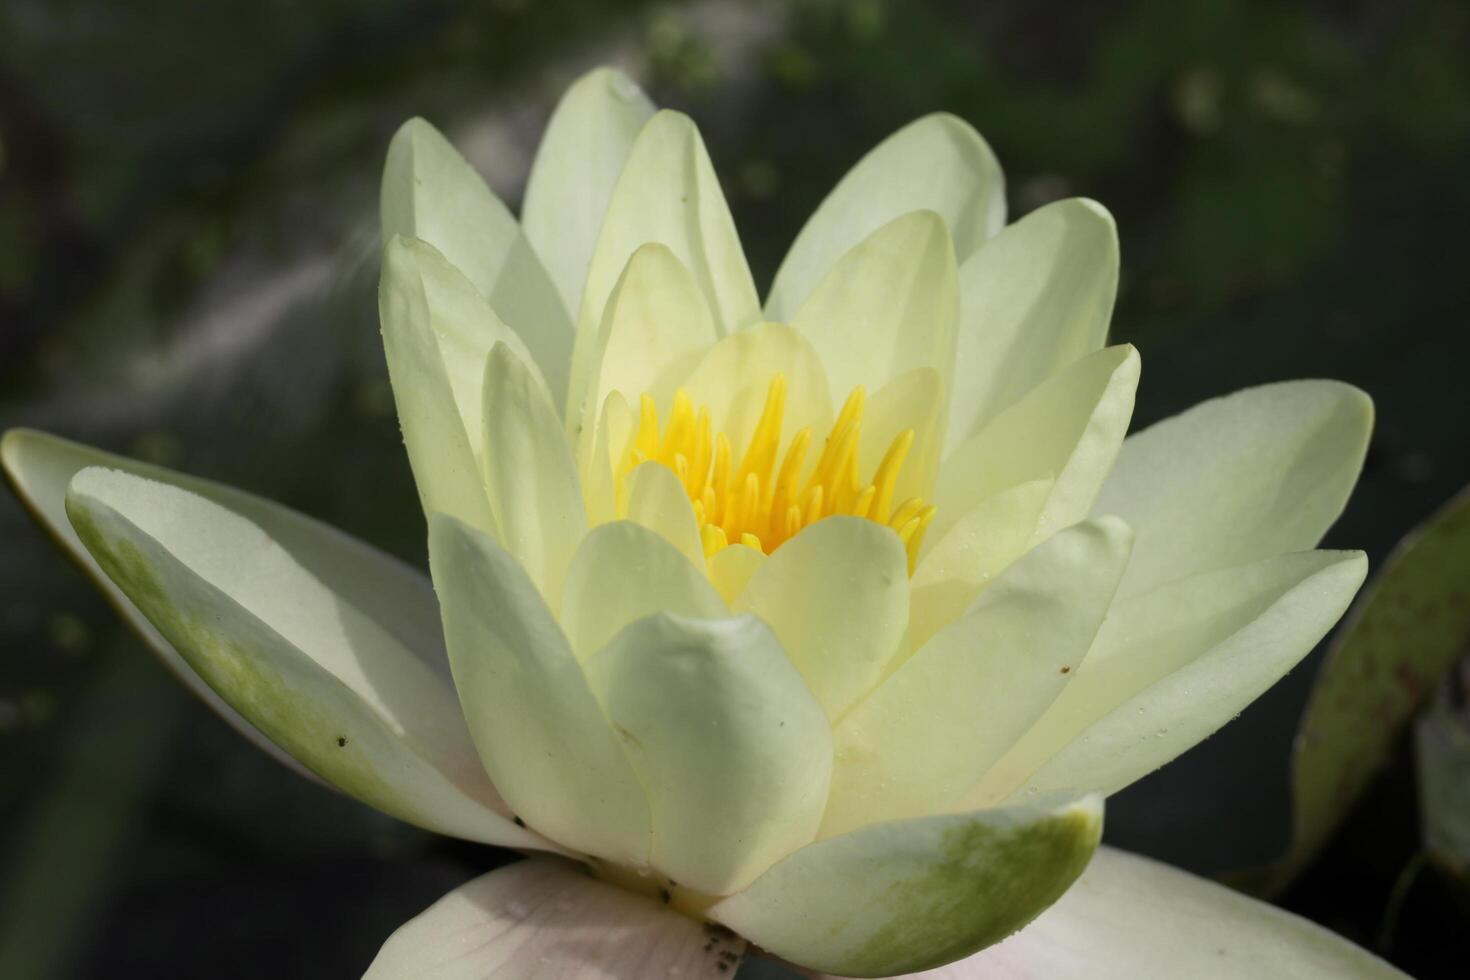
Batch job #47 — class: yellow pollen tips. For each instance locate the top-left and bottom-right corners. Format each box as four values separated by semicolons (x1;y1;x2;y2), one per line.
618;374;935;572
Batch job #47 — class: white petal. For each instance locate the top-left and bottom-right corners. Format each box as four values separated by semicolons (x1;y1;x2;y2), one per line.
568;111;760;424
976;549;1368;803
379;235;536;540
946;847;1408;979
1095;380;1372;598
366;857;746;980
733;517;909;721
933;345;1138;546
585;613;832;894
908;478;1051;652
575;243;718;461
859;366;947;514
582;390;635;528
429;515;649;864
624;460;707;571
2;430;452;782
382;118;573;404
677;321;834;459
820;518;1131;839
707;543;765;605
481;343;586;601
948;198;1118;449
765;112;1004;321
790;210;958;401
62;466;544;849
521;67;657;324
560;521;725;661
710;796;1102;978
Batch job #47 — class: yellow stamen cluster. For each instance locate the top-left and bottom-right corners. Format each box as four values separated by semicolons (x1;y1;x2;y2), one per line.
620;374;937;572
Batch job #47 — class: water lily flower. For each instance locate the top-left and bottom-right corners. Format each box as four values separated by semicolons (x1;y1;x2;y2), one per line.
2;67;1405;979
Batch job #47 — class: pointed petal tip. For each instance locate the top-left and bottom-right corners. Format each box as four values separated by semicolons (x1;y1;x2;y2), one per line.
1064;195;1118;227
576;64;648;101
388;114;438;145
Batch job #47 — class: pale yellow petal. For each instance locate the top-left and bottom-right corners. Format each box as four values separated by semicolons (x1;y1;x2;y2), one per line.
790;209;958;401
766;113;1004;321
821;518;1130;839
948;198;1118;449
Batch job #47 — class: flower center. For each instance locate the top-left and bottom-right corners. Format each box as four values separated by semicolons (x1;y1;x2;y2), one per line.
619;374;936;571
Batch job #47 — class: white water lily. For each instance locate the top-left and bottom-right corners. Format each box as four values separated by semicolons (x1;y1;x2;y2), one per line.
2;67;1404;979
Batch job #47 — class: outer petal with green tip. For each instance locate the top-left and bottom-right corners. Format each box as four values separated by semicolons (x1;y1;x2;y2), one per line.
765;113;1004;321
569;110;760;422
791;210;958;401
366;858;746;980
428;514;650;865
3;429;419;781
948;198;1118;449
709;795;1102;978
481;343;586;601
732;517;909;722
1095;380;1373;598
521;67;657;325
976;549;1368;804
932;345;1138;546
560;521;725;661
821;518;1131;839
584;613;833;894
381;118;573;404
62;467;548;851
944;847;1409;979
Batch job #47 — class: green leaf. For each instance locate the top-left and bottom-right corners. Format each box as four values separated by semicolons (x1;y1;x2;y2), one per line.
1251;483;1470;892
1416;686;1470;875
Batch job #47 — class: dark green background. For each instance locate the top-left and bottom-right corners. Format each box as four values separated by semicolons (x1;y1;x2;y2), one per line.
2;0;1467;976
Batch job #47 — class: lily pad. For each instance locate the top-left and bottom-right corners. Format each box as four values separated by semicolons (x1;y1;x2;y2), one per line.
1415;664;1470;877
1247;483;1470;893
